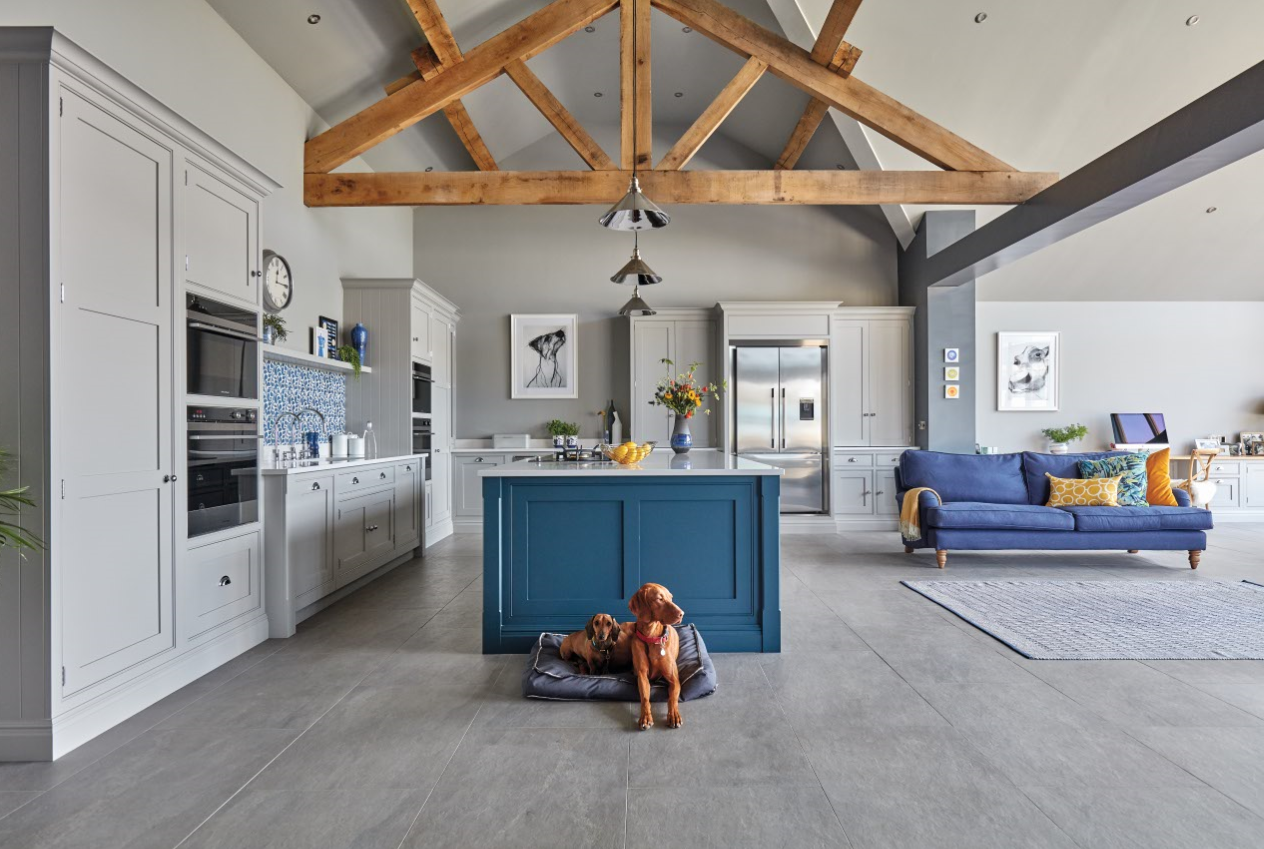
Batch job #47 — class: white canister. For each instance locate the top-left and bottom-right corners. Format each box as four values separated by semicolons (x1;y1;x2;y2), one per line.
347;435;365;459
332;432;349;458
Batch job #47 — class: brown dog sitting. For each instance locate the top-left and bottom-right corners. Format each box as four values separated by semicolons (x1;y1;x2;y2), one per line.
559;613;621;675
625;583;685;730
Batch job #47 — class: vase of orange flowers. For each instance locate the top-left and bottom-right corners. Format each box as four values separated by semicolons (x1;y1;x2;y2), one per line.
651;359;725;454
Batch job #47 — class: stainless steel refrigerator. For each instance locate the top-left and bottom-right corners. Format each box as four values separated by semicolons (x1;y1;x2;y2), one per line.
733;345;828;513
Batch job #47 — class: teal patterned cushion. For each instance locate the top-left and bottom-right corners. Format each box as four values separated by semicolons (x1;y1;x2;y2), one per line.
1079;454;1149;507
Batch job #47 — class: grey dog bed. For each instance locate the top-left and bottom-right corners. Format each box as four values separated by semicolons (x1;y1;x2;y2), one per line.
522;623;718;702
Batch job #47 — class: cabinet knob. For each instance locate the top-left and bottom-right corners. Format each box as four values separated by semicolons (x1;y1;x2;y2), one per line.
250;270;260;278
412;337;419;342
380;472;387;479
365;524;379;532
405;465;412;471
352;477;359;484
218;576;232;586
311;481;321;491
848;457;858;463
475;457;483;463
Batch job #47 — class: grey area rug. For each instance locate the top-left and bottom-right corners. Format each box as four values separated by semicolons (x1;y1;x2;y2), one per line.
902;580;1264;660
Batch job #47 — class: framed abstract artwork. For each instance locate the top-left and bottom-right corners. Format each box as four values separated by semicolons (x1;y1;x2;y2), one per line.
997;331;1059;412
511;314;578;399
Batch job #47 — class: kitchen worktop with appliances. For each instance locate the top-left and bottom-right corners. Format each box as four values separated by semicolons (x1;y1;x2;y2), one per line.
481;452;782;477
261;453;424;475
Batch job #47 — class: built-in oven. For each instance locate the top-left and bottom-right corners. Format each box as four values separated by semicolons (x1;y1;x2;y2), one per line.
412;362;433;416
412;420;433;481
187;406;260;537
187;294;259;399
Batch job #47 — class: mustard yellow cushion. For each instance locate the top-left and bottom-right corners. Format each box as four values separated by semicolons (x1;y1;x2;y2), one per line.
1146;447;1179;507
1046;473;1122;507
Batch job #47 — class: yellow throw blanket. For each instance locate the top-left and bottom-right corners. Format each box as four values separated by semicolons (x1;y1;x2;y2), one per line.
900;487;940;541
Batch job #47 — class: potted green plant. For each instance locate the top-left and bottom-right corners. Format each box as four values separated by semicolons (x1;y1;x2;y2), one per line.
0;448;43;555
262;313;288;345
650;359;726;454
546;419;579;449
335;344;362;379
1041;423;1088;455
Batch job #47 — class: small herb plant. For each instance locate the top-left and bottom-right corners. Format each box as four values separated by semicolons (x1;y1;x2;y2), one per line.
546;419;580;438
0;448;43;555
1041;423;1088;444
651;359;725;419
262;313;288;343
335;344;362;379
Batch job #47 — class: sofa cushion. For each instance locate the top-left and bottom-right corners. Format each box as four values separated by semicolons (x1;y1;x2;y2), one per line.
1061;505;1214;532
898;451;1030;505
1080;453;1149;507
1022;451;1131;505
1046;473;1122;508
925;502;1076;532
1146;448;1180;506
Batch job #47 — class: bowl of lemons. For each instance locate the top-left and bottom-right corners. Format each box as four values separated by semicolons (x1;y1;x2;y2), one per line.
602;440;656;465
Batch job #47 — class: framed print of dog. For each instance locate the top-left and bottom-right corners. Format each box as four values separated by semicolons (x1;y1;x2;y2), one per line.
511;314;579;399
997;331;1059;412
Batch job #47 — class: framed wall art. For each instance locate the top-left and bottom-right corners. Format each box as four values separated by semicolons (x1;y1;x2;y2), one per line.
997;331;1059;412
511;314;579;399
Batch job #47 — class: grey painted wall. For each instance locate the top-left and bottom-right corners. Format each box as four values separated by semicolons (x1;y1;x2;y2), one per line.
976;301;1264;453
415;135;897;439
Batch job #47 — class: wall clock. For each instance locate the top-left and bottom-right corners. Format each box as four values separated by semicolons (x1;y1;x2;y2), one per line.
262;250;293;312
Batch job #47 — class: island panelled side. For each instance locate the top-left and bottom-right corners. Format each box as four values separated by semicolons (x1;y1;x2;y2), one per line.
481;464;781;653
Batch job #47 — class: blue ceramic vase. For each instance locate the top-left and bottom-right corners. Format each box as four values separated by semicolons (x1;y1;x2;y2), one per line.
670;415;692;454
351;323;368;366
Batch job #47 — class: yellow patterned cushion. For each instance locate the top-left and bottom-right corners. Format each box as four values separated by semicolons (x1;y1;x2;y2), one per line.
1045;473;1122;507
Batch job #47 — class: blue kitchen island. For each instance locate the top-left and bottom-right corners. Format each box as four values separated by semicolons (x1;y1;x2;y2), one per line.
481;452;783;653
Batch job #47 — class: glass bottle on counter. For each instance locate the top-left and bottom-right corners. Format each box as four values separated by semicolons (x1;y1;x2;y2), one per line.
363;421;378;460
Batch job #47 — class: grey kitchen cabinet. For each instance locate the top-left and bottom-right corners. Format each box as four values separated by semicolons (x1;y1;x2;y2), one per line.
411;299;433;362
830;310;914;447
286;474;336;610
431;385;453;526
1244;464;1264;509
874;469;899;516
184;530;262;641
334;488;395;585
629;311;718;447
832;471;875;515
394;459;423;550
184;158;259;307
455;455;502;517
432;314;453;387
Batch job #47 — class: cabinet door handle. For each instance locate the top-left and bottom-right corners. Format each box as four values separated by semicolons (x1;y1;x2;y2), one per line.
412;337;419;342
311;482;321;491
352;477;359;484
405;465;412;472
365;524;379;532
475;457;483;463
380;472;387;479
861;489;869;505
218;576;232;586
848;457;858;463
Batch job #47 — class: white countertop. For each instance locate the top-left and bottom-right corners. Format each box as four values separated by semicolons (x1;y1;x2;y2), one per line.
479;452;783;477
450;447;556;454
261;454;424;476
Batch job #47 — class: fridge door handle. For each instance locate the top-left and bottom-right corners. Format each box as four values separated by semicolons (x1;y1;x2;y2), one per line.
780;387;786;450
770;388;776;449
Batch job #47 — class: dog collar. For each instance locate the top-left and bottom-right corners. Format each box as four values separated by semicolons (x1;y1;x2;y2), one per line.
634;627;668;646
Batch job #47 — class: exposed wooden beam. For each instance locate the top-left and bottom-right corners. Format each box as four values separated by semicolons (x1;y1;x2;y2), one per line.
441;101;499;171
657;56;767;170
774;99;829;170
619;0;636;169
306;0;618;173
306;170;1058;207
504;60;616;170
827;42;862;77
411;44;443;79
651;0;1011;172
812;0;864;66
909;59;1264;289
405;0;463;66
632;0;653;169
385;70;422;96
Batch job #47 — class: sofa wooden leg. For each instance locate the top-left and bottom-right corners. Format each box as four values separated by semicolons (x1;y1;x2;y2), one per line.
1127;549;1139;554
936;550;948;569
1189;550;1202;570
904;546;915;554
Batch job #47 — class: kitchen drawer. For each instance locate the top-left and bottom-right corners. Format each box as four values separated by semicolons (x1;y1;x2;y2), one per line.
338;465;395;495
835;452;875;468
874;452;905;467
1207;460;1241;476
186;530;261;638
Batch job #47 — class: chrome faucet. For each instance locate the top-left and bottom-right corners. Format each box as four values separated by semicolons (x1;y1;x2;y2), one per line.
300;407;328;458
271;411;302;465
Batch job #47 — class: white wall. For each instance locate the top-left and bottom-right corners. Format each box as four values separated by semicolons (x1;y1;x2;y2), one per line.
1;0;415;339
976;301;1264;453
414;130;896;438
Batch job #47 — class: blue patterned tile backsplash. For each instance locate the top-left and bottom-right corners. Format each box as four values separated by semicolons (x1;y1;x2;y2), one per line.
263;359;347;445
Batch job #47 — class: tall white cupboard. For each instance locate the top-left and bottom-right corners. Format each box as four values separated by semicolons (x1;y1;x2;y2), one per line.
0;29;276;760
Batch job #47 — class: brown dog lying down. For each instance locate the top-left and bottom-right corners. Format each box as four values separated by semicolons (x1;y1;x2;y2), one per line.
558;613;621;675
619;582;685;730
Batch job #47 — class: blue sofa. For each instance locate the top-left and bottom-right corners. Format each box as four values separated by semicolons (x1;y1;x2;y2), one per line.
894;450;1212;569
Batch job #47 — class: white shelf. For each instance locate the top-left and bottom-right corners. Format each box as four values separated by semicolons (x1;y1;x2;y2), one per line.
263;346;372;375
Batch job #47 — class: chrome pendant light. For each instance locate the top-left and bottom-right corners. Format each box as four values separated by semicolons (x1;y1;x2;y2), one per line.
598;174;670;231
617;285;656;316
612;232;658;315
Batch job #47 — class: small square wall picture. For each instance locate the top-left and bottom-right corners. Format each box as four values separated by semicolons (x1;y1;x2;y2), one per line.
997;331;1059;412
944;366;960;382
944;385;961;399
944;348;960;363
511;314;579;399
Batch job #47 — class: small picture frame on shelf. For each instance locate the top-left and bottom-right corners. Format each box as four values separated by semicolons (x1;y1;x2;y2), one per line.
1209;434;1228;446
310;325;327;358
1193;438;1222;452
319;316;339;358
1240;432;1264;445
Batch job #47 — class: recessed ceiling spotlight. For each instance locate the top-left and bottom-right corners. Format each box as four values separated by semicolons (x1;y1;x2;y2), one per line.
585;25;596;33
307;13;321;24
594;91;604;97
424;166;434;172
1206;206;1217;213
1186;15;1201;26
674;91;684;98
974;12;988;23
836;163;847;170
682;26;693;33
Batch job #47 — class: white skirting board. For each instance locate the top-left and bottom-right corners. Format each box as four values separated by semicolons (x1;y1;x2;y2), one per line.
7;615;271;762
426;518;454;546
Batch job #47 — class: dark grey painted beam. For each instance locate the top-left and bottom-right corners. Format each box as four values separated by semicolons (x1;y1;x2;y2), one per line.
917;59;1264;289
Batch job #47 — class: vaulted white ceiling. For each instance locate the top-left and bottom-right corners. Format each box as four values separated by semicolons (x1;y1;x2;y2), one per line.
207;0;1264;300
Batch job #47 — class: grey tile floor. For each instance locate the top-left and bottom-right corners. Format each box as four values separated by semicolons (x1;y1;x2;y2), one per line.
5;527;1264;847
